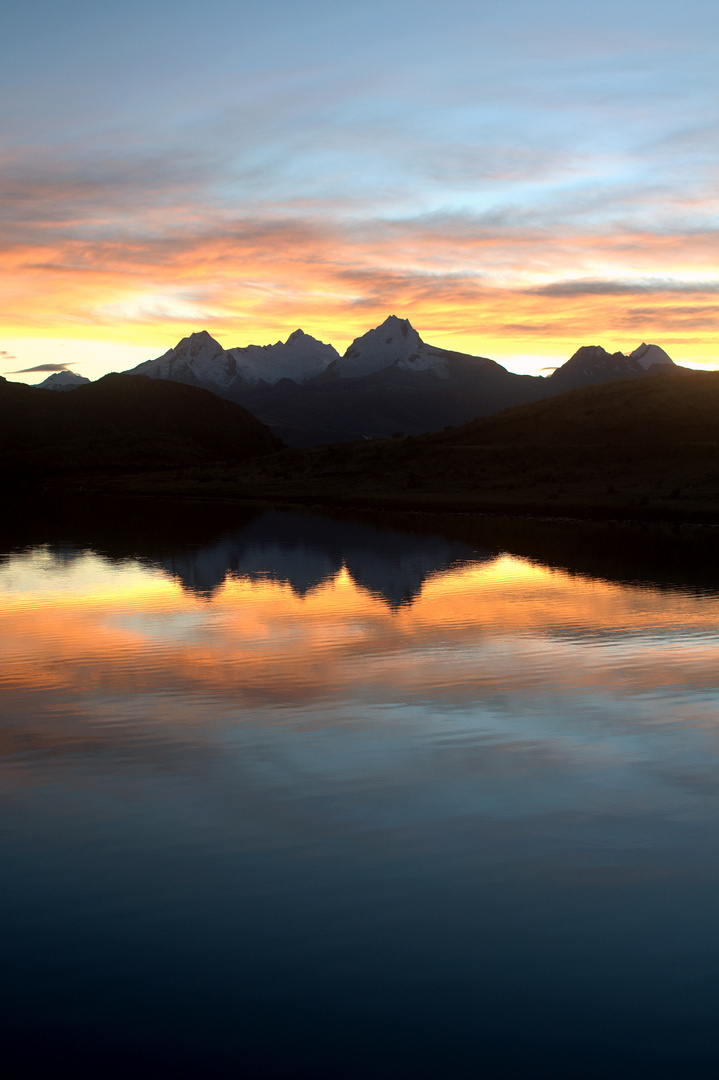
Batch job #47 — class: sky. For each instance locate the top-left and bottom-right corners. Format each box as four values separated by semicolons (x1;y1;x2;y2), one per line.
2;0;718;382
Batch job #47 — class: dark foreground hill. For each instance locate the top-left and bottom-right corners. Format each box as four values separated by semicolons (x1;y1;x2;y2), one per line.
140;368;718;523
11;368;719;523
0;373;283;485
438;366;719;445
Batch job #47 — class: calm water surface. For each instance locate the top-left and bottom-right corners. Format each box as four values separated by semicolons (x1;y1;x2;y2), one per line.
2;504;719;1078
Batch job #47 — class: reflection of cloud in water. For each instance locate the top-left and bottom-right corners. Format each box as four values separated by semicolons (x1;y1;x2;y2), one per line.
3;537;719;881
153;510;487;606
3;516;719;1079
2;557;719;845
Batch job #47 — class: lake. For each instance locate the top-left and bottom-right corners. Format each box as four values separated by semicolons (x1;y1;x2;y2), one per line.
2;500;719;1078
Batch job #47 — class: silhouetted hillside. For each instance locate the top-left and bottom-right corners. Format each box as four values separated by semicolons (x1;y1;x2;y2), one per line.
238;352;546;445
10;368;719;522
0;373;283;484
220;369;719;521
439;368;719;445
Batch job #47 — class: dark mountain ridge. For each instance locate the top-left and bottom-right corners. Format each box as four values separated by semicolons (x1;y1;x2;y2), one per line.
7;365;718;522
440;366;719;445
547;344;659;393
125;317;678;446
224;368;719;522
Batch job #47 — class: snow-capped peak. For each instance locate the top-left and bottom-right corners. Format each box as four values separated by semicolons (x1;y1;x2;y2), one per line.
130;329;339;388
38;370;91;391
336;316;448;378
226;330;339;385
130;331;229;386
629;343;675;369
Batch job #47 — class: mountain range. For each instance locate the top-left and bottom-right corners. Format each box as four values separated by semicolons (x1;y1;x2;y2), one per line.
54;316;672;446
11;355;718;522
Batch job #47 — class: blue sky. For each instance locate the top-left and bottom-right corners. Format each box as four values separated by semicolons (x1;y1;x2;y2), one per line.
2;0;718;379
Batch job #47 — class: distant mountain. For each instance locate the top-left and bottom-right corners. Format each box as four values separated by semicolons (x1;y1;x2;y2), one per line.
129;318;456;389
38;370;91;391
130;316;548;445
333;315;449;378
0;373;283;483
125;317;681;446
548;344;675;393
131;328;339;388
630;343;675;370
243;317;553;445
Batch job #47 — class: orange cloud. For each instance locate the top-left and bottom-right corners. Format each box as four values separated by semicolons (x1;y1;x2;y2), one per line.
2;197;718;368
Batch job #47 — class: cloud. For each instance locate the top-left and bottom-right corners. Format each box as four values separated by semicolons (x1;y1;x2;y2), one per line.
530;279;719;298
502;324;564;335
0;350;17;360
8;362;73;373
1;135;718;365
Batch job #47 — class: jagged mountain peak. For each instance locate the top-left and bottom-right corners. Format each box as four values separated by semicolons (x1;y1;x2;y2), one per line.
548;343;645;392
39;370;91;391
629;343;675;369
338;316;427;378
376;314;415;335
171;330;225;360
565;345;622;363
226;330;339;384
186;329;216;341
130;327;339;389
175;329;222;348
561;343;675;373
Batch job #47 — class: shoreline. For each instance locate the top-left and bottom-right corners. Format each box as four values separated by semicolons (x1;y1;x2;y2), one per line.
7;471;719;528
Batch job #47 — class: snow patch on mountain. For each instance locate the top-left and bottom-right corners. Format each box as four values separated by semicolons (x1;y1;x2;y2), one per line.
132;329;339;388
228;329;339;385
132;330;231;385
629;343;675;369
337;316;448;379
39;371;91;390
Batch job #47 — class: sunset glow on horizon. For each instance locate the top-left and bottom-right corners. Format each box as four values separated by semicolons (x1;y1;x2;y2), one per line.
2;0;718;382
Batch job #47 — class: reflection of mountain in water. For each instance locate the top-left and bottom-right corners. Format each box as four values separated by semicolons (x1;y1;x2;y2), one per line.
4;495;719;599
156;510;485;605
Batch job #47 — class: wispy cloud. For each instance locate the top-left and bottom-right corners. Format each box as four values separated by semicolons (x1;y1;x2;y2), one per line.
2;200;718;365
8;362;74;373
1;19;718;370
529;280;719;298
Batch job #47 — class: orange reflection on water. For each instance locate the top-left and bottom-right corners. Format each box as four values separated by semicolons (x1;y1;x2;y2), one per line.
1;551;718;718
